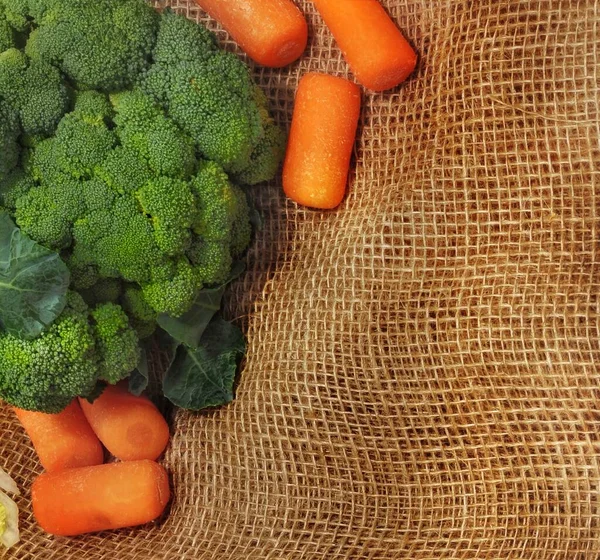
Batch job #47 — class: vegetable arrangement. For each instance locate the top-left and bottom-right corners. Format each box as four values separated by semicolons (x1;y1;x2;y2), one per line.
0;0;286;416
0;0;417;547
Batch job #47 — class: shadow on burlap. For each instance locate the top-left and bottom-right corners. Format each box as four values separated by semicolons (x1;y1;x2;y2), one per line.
2;1;600;558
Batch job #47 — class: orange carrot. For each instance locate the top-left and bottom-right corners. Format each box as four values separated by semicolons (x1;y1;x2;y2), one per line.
13;401;104;473
32;460;170;536
195;0;308;67
312;0;417;91
283;73;361;209
79;383;169;462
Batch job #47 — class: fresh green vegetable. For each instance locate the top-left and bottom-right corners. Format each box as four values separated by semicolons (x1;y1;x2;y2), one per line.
0;292;138;413
0;48;68;136
0;5;16;53
157;261;245;348
0;102;19;182
0;0;283;412
0;212;69;340
140;8;286;184
22;0;159;91
163;316;245;411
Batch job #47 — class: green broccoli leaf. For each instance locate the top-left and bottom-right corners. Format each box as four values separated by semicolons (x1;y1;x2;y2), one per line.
162;316;245;410
128;342;149;396
157;260;245;348
0;212;70;339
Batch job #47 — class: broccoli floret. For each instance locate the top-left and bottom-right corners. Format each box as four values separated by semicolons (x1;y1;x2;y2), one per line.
136;176;197;255
191;160;239;241
54;111;116;179
0;101;19;182
0;166;33;210
151;7;216;66
0;292;98;413
25;136;62;183
111;89;196;178
140;9;273;174
94;146;153;195
90;303;140;384
0;0;52;30
0;48;68;136
0;5;16;52
141;8;215;105
0;0;28;32
190;160;252;259
152;57;262;173
72;90;114;123
141;10;284;182
229;184;252;258
121;285;157;339
14;176;85;249
80;177;116;212
66;253;99;291
141;258;203;317
233;119;287;186
187;237;232;286
72;196;165;284
24;0;158;91
122;285;156;323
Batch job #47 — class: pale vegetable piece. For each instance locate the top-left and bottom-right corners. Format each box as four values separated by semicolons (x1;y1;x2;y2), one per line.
0;467;19;496
0;491;19;549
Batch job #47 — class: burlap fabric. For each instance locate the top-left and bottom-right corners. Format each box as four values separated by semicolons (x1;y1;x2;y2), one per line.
2;0;600;557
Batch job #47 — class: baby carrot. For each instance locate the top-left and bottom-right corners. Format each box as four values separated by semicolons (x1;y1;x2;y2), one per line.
195;0;308;67
13;401;104;473
32;460;170;536
312;0;417;91
79;383;169;462
283;72;361;209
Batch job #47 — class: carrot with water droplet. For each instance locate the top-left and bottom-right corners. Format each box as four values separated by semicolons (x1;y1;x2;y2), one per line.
13;401;104;473
79;383;169;462
283;72;361;209
312;0;417;91
32;460;170;536
195;0;308;67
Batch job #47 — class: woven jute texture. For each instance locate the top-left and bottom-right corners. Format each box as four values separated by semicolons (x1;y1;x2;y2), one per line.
2;0;600;558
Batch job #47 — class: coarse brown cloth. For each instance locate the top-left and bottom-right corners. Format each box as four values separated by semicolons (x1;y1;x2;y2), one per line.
2;0;600;558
